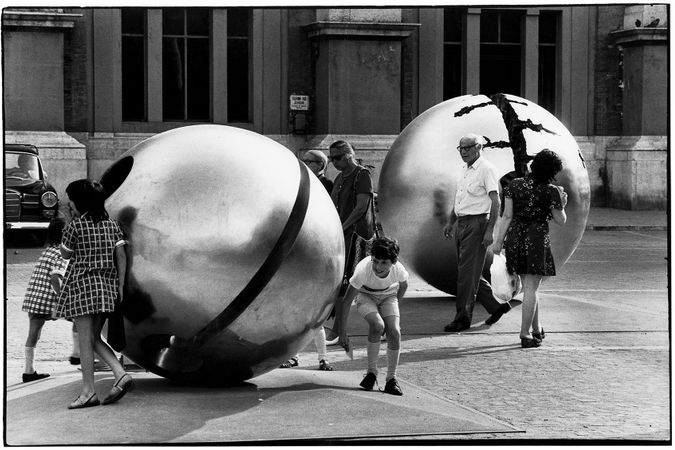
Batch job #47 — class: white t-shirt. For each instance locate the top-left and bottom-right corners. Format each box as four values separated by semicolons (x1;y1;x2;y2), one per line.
349;258;409;298
454;156;499;216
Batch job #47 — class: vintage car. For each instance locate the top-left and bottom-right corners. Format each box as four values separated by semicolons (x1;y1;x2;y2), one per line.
5;144;59;230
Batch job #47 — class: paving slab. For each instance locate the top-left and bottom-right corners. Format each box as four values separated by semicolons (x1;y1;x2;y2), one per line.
6;369;519;445
4;229;670;442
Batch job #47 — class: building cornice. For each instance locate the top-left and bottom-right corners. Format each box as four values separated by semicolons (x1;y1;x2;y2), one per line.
2;10;81;29
305;21;419;40
610;27;668;46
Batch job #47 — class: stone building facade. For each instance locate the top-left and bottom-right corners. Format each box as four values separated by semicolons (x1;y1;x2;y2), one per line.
2;5;668;209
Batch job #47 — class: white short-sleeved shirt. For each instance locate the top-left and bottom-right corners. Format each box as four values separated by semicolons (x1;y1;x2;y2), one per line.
349;258;409;298
454;156;499;216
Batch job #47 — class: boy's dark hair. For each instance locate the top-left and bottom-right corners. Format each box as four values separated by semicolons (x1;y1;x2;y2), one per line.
530;149;563;184
66;179;108;222
46;216;67;246
369;237;400;263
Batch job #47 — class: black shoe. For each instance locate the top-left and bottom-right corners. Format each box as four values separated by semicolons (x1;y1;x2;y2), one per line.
22;371;50;383
444;321;470;332
279;356;299;368
318;359;333;371
384;378;403;396
521;337;541;348
69;356;80;365
359;372;377;391
485;302;512;325
532;327;545;341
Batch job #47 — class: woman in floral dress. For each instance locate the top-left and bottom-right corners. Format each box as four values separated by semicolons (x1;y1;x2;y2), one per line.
493;150;568;348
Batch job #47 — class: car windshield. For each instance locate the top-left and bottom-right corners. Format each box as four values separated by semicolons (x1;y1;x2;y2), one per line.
5;152;41;184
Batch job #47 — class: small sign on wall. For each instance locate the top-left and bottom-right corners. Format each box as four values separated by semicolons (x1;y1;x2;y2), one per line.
290;95;310;111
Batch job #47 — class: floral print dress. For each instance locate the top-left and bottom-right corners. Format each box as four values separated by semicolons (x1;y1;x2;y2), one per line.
503;177;563;276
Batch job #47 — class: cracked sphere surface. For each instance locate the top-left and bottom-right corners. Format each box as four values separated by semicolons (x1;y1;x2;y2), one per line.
99;124;344;386
378;94;591;295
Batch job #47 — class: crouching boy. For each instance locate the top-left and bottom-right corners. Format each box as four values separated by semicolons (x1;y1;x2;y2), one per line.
335;237;409;395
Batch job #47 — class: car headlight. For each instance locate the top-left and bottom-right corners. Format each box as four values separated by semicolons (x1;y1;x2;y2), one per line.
41;191;58;208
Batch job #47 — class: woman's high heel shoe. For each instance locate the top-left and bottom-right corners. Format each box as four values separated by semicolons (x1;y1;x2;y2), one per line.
532;328;546;342
521;337;541;348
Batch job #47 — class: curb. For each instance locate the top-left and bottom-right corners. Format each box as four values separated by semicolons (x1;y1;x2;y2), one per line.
585;225;667;231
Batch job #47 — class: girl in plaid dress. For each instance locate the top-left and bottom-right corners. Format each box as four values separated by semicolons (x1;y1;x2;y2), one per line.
21;217;68;383
54;179;133;409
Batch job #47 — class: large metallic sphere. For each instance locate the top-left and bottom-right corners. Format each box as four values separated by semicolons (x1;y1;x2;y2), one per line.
378;94;590;294
99;125;344;386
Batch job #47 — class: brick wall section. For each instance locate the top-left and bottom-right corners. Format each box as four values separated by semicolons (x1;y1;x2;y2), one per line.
593;5;624;136
63;8;89;132
287;9;317;135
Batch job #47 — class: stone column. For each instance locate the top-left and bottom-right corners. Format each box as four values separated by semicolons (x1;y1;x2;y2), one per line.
305;9;418;135
606;5;667;209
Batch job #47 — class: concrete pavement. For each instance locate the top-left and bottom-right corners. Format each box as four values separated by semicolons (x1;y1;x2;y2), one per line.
3;207;670;443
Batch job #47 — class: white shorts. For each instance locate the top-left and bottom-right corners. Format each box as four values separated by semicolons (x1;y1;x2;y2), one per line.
355;293;399;319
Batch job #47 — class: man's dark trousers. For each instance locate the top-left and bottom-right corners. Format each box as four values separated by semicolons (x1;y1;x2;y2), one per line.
453;214;501;325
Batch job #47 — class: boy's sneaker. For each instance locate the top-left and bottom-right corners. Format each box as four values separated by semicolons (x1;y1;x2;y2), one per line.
384;378;403;396
359;372;377;391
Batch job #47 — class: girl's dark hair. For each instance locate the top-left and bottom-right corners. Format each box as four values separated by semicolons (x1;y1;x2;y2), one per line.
370;237;400;263
530;149;563;184
46;216;67;246
66;179;108;222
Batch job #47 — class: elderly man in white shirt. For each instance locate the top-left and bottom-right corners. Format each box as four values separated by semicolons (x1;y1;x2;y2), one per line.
442;133;512;332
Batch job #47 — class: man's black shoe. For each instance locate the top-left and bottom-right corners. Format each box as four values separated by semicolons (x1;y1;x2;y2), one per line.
444;321;470;332
22;371;50;383
359;372;377;390
485;302;511;325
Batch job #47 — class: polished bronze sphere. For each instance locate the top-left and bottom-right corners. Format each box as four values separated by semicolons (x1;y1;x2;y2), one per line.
100;125;344;386
378;94;590;294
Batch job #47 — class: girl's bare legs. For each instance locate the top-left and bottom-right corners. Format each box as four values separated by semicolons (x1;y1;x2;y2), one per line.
24;317;46;374
520;275;543;339
92;314;126;381
73;315;97;399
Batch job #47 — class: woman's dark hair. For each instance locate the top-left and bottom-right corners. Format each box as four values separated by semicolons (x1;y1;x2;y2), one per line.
369;237;400;263
530;149;563;184
46;216;67;246
66;179;108;222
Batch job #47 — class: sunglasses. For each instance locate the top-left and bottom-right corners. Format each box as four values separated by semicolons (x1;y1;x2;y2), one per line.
302;159;320;164
329;154;345;162
457;143;477;152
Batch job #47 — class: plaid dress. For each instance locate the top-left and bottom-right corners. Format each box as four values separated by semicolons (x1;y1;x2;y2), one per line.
22;245;68;316
54;214;127;319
